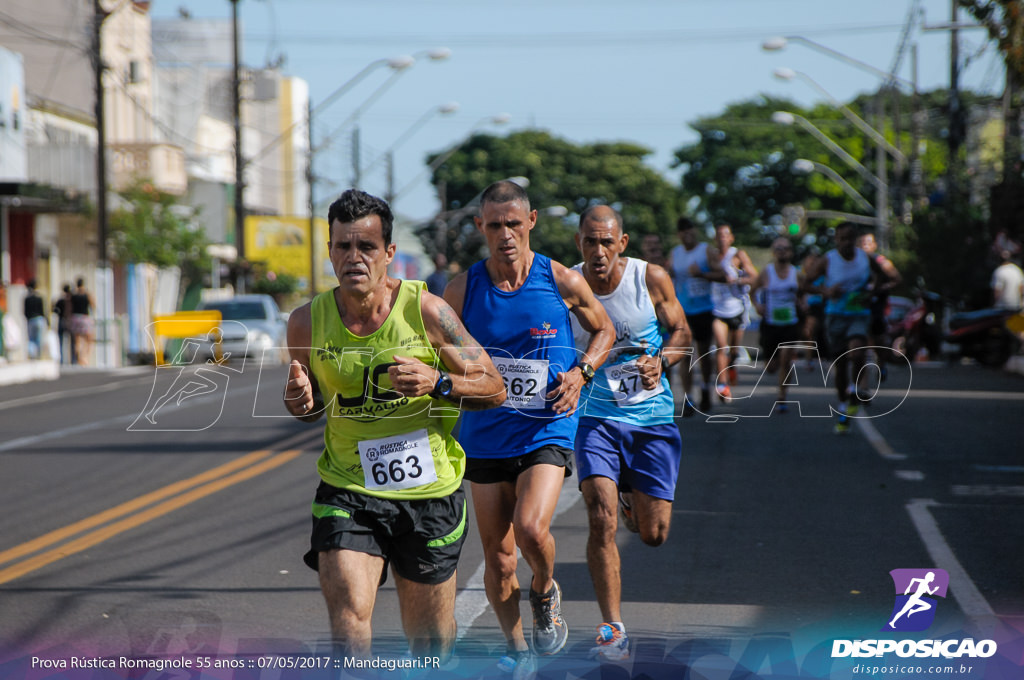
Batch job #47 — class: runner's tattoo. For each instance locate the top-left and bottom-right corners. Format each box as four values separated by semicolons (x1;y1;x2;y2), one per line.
438;304;482;360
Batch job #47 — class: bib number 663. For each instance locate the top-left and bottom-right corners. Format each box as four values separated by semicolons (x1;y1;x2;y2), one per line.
371;455;424;486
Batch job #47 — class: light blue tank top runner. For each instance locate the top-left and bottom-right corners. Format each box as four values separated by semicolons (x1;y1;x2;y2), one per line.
571;258;675;426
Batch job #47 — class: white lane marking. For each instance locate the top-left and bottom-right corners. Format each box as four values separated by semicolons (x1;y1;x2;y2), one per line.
455;481;582;641
0;373;153;412
952;485;1024;497
855;417;907;461
0;384;259;453
894;470;925;481
0;415;136;452
905;498;999;634
785;386;1024;401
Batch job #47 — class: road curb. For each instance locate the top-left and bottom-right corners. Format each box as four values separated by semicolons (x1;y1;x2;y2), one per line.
0;360;59;387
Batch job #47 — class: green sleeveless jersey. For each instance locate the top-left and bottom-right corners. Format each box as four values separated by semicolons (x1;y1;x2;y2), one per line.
310;280;464;499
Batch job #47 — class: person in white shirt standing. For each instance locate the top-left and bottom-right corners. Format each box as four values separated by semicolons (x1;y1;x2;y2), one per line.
992;250;1024;311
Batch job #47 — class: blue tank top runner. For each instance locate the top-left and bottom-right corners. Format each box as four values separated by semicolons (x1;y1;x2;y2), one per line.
459;253;580;458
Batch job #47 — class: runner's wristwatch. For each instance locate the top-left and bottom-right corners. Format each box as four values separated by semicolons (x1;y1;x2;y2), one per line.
578;362;595;384
430;370;453;399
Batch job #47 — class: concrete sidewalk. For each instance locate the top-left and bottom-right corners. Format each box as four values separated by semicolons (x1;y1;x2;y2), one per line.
0;359;60;387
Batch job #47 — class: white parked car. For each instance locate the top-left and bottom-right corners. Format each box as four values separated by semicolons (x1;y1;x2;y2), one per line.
194;294;289;365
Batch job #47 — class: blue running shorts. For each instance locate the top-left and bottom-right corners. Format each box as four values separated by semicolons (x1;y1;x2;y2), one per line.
574;418;682;501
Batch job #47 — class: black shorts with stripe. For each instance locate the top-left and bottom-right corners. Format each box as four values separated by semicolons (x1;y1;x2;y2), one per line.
304;482;467;585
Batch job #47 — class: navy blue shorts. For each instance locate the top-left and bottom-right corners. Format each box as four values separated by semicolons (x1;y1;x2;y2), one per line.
574;418;682;501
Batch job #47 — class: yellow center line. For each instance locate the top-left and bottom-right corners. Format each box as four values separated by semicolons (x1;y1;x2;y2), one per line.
0;449;274;568
0;449;304;585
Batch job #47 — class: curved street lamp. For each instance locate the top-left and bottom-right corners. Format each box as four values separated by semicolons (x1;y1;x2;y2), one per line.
772;111;883;191
361;102;461;199
791;158;875;214
773;67;906;166
391;114;512;206
762;36;916;91
762;34;922;248
313;48;453;163
774;111;887;231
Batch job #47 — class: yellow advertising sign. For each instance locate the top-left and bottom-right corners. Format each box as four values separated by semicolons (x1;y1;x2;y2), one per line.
245;215;329;293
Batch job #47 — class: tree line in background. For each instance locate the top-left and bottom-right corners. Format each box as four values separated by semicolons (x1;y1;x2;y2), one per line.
421;85;1014;310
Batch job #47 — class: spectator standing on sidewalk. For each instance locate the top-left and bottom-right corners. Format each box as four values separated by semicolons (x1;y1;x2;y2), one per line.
23;280;48;360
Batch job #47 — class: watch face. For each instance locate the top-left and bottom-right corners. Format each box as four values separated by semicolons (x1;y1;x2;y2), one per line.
435;373;453;397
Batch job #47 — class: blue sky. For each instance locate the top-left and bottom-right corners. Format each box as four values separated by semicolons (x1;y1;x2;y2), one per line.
151;0;1004;224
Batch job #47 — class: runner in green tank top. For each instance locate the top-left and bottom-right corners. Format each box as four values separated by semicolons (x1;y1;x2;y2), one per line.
283;190;505;661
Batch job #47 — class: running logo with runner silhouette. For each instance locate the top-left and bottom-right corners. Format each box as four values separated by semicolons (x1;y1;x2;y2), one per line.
884;568;949;632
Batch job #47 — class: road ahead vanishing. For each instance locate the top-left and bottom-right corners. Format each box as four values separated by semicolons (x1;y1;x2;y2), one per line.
1;357;1022;679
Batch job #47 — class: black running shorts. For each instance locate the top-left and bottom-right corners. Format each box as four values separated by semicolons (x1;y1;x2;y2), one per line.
464;444;574;485
304;482;467;585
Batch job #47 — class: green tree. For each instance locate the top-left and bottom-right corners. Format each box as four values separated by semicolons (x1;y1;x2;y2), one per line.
109;180;210;303
673;96;895;245
424;130;684;268
961;0;1024;239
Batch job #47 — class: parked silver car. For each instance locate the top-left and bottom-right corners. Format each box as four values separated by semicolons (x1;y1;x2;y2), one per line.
195;294;289;365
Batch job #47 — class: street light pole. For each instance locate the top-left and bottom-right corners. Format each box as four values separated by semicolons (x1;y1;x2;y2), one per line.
791;159;875;214
763;34;924;242
772;112;883;191
357;102;460;203
230;0;245;293
774;111;888;232
92;0;113;367
296;51;447;295
391;114;512;206
772;68;906;168
306;98;317;296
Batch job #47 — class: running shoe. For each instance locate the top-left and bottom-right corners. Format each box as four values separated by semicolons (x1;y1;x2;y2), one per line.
529;581;568;656
834;410;850;434
497;646;535;679
618;492;638;533
700;387;712;412
728;366;738;386
717;383;731;402
590;623;630;662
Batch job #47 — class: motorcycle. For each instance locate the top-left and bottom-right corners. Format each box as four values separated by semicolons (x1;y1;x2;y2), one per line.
888;290;943;362
943;307;1023;367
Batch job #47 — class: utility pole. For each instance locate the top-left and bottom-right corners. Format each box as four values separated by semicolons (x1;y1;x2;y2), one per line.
92;0;112;367
874;92;891;251
385;151;394;205
351;125;361;188
306;99;317;296
231;0;246;292
948;0;963;198
92;1;108;273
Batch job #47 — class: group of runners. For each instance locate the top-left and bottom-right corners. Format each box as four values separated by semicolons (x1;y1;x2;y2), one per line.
670;217;900;431
282;182;900;672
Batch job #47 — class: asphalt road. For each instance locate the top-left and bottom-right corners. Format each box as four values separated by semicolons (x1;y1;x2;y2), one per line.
0;355;1022;679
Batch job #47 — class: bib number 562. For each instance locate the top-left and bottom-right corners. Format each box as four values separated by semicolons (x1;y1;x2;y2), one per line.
502;376;539;399
371;455;423;486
